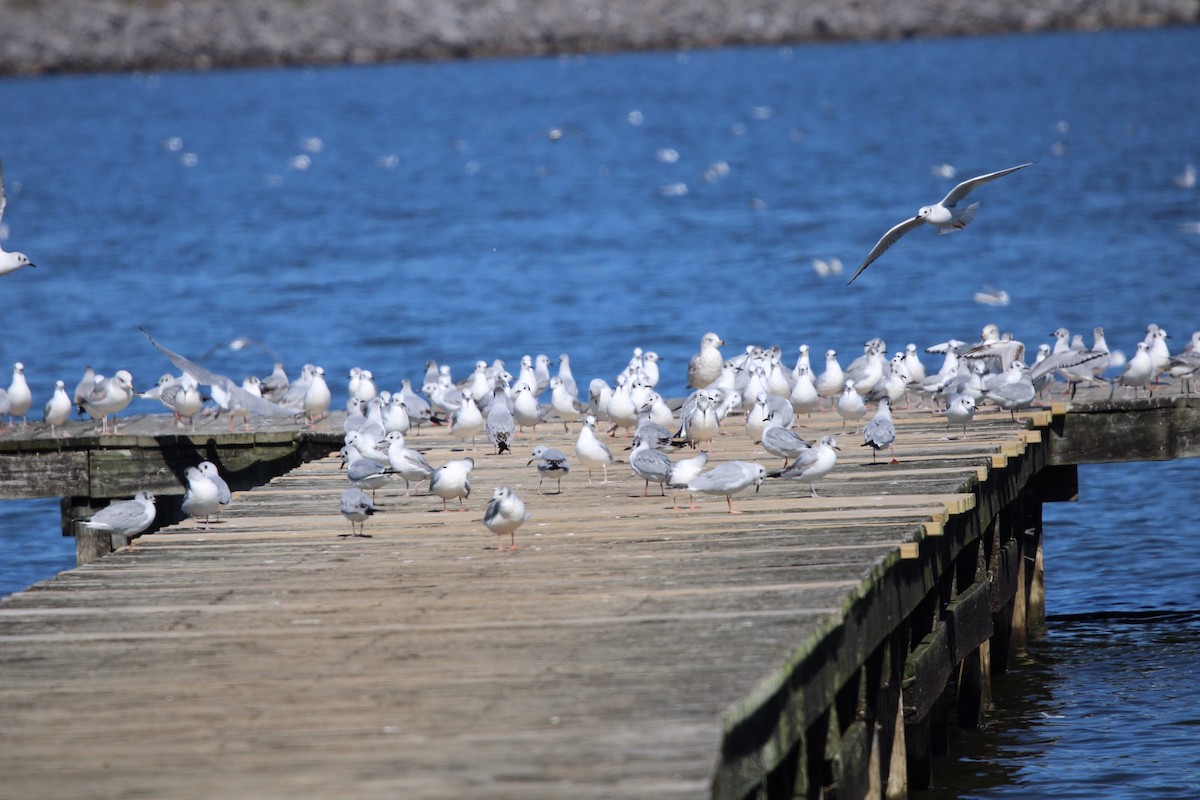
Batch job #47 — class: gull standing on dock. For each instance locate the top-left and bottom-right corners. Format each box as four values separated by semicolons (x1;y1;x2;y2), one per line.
384;430;433;495
686;461;767;514
78;491;156;549
775;436;840;498
1114;341;1154;398
483;486;530;551
575;415;614;484
304;367;331;426
943;394;976;435
861;397;897;464
549;375;585;432
687;332;725;390
814;350;844;410
848;163;1032;283
528;445;570;494
81;370;135;434
181;465;221;527
835;380;867;433
343;445;393;501
198;461;232;519
430;457;474;511
629;434;673;497
5;362;32;426
0;157;36;276
339;487;376;537
485;384;516;454
43;380;72;437
450;395;485;449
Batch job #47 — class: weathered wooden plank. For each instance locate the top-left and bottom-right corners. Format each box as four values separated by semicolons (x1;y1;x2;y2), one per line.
0;450;90;498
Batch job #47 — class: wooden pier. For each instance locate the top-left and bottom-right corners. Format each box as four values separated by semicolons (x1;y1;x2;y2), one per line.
0;388;1196;798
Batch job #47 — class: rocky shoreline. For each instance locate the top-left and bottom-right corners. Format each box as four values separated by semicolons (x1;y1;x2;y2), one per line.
2;0;1198;76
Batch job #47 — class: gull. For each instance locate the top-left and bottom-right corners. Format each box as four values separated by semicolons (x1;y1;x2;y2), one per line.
450;394;485;449
485;383;515;454
904;344;927;383
789;363;820;418
634;408;675;451
629;434;673;497
744;393;773;443
260;362;289;402
528;445;570;494
861;396;897;464
340;487;376;537
814;350;844;409
278;364;316;410
666;451;708;510
181;465;221;527
304;367;331;426
587;378;613;421
342;443;392;500
533;354;553;394
399;379;433;432
775;436;840;497
384;430;433;495
0;157;36;276
483;486;530;550
224;376;265;432
159;377;204;430
1113;341;1154;398
511;382;542;432
687;332;725;389
549;376;585;432
73;366;96;412
575;415;614;485
139;329;295;424
973;286;1011;306
605;374;639;437
677;390;719;451
1145;325;1171;381
983;361;1037;420
686;461;767;514
835;379;867;433
640;351;661;388
866;353;910;407
81;370;135;433
382;393;411;435
556;353;578;399
78;491;157;549
943;394;976;436
198;461;232;519
5;362;32;425
761;419;810;466
43;380;72;436
430;457;474;511
848;163;1032;283
344;430;390;467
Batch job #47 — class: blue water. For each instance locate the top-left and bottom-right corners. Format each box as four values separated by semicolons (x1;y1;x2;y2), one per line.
2;26;1199;795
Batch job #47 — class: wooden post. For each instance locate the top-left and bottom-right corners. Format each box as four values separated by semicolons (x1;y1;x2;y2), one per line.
62;496;112;565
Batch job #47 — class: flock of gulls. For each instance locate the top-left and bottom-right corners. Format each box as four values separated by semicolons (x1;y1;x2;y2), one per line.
2;320;1196;552
2;154;1197;551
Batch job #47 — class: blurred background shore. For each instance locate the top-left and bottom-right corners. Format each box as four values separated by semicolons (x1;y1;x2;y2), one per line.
3;0;1197;76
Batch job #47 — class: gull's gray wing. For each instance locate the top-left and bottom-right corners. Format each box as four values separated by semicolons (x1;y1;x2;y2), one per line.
141;328;295;417
1029;349;1104;382
941;163;1032;208
848;215;924;284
